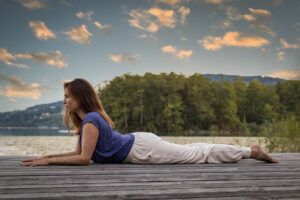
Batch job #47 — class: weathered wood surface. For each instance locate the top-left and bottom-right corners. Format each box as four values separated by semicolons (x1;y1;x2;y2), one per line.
0;153;300;199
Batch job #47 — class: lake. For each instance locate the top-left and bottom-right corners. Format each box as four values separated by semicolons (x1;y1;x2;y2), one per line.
0;127;252;137
0;127;74;136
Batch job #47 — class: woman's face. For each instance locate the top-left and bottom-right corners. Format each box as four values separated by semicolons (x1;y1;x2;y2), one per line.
63;88;80;113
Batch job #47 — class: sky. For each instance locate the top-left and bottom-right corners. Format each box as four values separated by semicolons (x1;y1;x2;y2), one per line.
0;0;299;112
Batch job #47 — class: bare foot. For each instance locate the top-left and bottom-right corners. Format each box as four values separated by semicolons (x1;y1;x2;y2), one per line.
250;144;278;163
227;142;233;145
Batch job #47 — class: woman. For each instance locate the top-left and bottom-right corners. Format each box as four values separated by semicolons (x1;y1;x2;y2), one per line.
21;78;278;167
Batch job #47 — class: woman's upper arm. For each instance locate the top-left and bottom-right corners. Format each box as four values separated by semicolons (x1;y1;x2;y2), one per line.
81;123;99;162
75;135;81;154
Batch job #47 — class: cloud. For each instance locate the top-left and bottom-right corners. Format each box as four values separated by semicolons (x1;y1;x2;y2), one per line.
244;8;271;24
64;25;92;45
128;7;176;33
280;38;300;49
16;50;68;68
19;0;46;10
161;45;177;53
241;8;275;37
277;51;286;61
0;73;48;100
58;0;72;6
211;19;232;30
29;21;56;40
198;31;270;50
76;11;94;21
138;34;157;41
242;8;271;22
266;70;300;80
250;24;276;37
161;45;192;59
177;50;192;59
0;48;29;69
204;0;234;5
178;6;190;25
108;53;140;63
156;0;181;6
226;6;243;20
243;14;256;21
272;0;282;5
147;8;176;28
94;21;112;34
248;8;271;16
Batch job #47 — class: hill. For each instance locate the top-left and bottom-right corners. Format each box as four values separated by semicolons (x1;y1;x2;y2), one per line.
202;74;285;86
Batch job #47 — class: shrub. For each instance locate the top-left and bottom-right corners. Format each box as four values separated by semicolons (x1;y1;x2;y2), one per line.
259;115;300;152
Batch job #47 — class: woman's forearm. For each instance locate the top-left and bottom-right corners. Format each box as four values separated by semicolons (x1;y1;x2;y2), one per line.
48;155;90;166
47;151;79;158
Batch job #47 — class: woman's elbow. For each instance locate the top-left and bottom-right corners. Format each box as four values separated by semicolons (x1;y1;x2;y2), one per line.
80;157;91;166
81;159;90;166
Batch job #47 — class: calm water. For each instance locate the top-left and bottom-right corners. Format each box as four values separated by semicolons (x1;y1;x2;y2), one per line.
0;128;74;136
0;128;251;137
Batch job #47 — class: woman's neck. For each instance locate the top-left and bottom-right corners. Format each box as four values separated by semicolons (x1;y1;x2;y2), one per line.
76;109;86;120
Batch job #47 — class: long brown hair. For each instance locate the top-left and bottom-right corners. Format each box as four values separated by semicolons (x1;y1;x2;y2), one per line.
63;78;114;135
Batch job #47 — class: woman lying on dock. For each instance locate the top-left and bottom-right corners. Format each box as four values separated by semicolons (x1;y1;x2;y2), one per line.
21;78;278;167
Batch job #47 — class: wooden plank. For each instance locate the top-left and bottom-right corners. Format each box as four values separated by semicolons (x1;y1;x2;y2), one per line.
0;155;299;199
0;186;300;199
1;179;300;194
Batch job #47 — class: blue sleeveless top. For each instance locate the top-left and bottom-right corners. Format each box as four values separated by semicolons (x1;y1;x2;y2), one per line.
79;111;135;163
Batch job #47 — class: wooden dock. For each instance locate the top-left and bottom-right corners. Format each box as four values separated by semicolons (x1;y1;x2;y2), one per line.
0;153;300;199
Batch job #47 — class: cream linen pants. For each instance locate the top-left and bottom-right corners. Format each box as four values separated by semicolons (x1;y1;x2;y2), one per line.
122;132;251;164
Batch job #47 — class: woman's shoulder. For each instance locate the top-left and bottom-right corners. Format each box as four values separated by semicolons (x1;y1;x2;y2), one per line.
83;111;102;122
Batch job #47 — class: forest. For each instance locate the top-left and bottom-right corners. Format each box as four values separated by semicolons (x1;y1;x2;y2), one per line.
98;72;300;136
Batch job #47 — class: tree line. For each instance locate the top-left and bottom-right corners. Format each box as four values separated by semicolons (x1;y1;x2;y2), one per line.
98;72;300;136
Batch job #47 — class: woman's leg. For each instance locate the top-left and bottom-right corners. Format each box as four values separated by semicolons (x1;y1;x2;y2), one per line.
127;132;276;164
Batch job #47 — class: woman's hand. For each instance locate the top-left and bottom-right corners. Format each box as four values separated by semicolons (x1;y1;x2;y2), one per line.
20;158;50;167
20;156;50;167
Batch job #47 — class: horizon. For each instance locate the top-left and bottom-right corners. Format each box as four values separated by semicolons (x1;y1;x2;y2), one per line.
0;0;299;112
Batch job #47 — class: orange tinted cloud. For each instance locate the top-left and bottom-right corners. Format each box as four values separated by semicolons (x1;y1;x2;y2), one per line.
161;45;192;59
76;11;94;21
108;53;140;63
280;38;300;49
157;0;181;6
266;70;300;80
178;6;190;25
277;51;286;61
198;31;269;50
16;50;68;68
161;45;177;53
20;0;46;10
147;8;176;28
0;73;48;100
128;7;177;33
250;24;276;37
94;21;112;34
243;14;256;21
64;25;92;45
177;50;192;59
138;34;157;41
0;48;29;69
29;21;56;40
204;0;233;4
248;8;271;16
